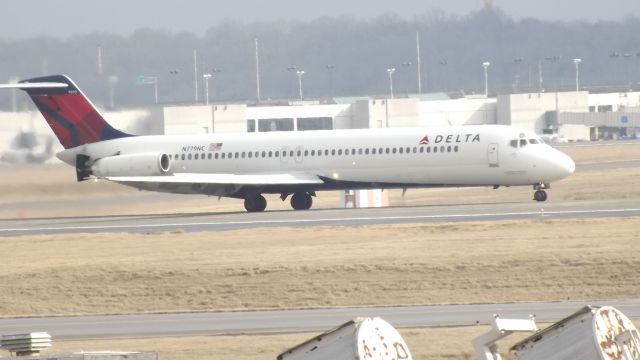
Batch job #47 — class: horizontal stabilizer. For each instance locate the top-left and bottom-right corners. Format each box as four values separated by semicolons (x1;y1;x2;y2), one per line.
107;172;324;185
0;82;68;90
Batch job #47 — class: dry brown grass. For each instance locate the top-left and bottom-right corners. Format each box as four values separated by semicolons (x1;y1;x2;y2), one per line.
1;217;639;316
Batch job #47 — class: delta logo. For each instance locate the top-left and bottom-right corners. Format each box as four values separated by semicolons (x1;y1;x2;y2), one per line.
419;134;480;145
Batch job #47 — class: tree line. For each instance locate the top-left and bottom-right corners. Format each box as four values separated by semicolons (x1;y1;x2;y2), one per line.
1;8;640;110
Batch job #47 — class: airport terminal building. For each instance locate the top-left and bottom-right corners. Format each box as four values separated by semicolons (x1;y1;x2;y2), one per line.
1;88;639;157
120;88;640;142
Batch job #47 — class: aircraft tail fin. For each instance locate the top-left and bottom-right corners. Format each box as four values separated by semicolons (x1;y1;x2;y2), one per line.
0;75;133;149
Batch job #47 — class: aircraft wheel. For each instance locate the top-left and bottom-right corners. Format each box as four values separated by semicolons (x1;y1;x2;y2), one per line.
291;192;313;210
534;190;547;202
244;194;267;212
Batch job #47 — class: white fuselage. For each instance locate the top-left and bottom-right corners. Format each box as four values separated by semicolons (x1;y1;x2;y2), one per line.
56;125;575;196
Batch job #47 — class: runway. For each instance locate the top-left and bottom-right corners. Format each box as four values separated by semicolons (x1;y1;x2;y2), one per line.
0;300;638;340
1;199;639;236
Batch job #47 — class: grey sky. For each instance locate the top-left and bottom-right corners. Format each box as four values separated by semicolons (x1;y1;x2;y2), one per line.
2;0;639;39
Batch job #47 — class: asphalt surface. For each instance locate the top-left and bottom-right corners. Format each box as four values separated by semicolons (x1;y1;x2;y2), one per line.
1;199;639;236
1;300;639;340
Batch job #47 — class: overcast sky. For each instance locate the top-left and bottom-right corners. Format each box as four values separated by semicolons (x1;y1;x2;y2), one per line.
3;0;640;39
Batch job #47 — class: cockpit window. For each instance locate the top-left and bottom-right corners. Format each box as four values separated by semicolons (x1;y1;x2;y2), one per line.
510;139;529;148
529;139;540;144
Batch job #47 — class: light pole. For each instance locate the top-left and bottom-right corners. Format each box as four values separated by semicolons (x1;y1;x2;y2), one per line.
108;75;119;108
169;70;179;102
513;57;524;91
387;67;396;99
203;73;212;105
573;58;582;92
482;62;491;97
296;70;305;100
153;77;158;104
326;64;335;97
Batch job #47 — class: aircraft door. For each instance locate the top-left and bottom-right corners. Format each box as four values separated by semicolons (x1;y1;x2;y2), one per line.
488;143;499;167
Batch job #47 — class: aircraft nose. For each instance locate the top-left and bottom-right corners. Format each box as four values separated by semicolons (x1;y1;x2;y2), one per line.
553;150;576;178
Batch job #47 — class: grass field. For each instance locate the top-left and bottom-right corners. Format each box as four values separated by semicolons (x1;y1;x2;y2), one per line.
0;142;639;359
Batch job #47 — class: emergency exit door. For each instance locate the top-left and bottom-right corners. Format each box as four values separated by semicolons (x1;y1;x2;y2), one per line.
488;143;499;167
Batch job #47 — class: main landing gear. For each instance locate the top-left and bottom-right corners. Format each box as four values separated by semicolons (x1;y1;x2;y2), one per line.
280;192;314;211
290;192;313;210
533;183;549;202
243;192;315;212
244;194;267;212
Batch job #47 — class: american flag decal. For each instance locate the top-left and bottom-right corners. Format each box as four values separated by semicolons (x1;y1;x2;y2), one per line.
419;136;429;145
209;142;223;151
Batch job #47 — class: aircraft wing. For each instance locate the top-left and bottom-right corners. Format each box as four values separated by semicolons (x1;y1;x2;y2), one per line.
106;172;324;185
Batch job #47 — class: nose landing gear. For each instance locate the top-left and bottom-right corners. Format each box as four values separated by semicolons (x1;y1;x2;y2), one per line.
533;183;549;202
534;190;548;202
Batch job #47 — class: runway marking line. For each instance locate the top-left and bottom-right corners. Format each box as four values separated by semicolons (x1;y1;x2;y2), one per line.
1;208;639;235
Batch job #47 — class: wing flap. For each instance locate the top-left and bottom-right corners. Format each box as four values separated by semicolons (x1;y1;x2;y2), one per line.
106;172;324;185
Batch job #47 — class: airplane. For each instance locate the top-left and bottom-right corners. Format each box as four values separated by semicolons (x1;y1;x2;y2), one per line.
0;75;575;212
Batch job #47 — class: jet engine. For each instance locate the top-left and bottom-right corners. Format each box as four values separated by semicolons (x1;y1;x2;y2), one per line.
90;152;171;177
